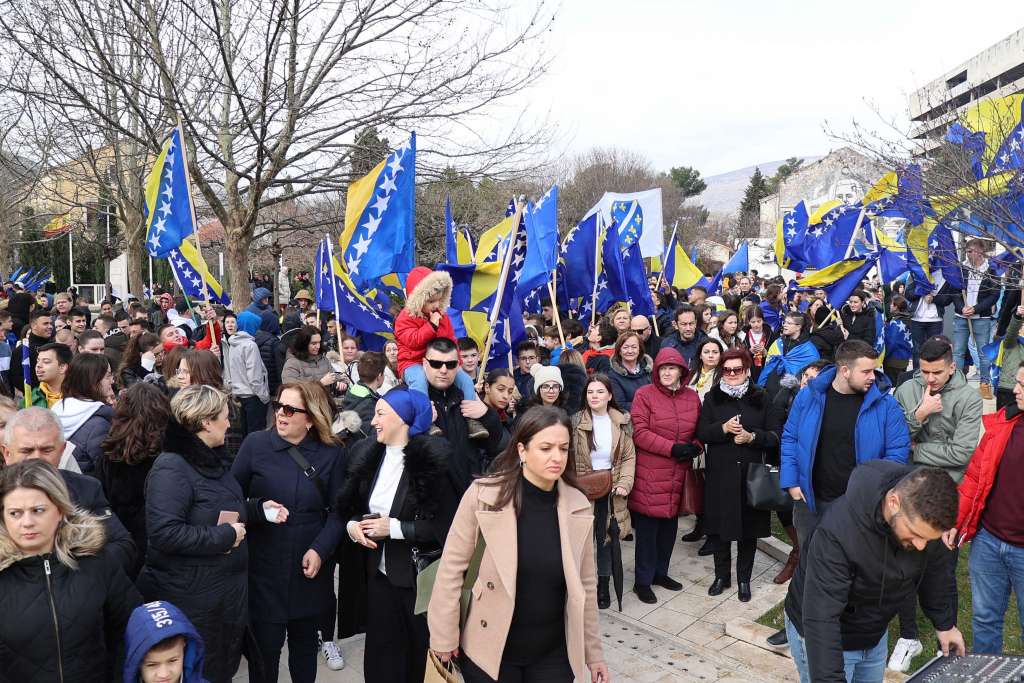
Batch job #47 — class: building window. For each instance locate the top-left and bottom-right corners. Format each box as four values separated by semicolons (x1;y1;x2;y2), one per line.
946;70;968;89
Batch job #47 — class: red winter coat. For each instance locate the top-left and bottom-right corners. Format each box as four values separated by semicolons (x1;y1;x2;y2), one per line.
628;347;702;519
957;406;1024;543
395;266;457;377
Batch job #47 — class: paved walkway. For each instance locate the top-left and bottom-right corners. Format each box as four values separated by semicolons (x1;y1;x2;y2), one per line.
235;519;797;682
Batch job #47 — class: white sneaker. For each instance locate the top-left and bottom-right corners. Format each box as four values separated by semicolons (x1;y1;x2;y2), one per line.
320;638;345;671
887;637;923;672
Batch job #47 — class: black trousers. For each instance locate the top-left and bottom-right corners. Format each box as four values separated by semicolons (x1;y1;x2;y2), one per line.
239;395;267;436
249;617;319;683
365;570;429;683
711;537;757;583
632;512;678;587
461;646;574;683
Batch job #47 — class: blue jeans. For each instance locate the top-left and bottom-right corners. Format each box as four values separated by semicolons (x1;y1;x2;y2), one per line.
785;614;887;683
403;364;478;399
953;316;993;383
969;526;1024;653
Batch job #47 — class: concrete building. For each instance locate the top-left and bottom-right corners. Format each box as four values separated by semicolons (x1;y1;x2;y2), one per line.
909;27;1024;152
757;147;887;239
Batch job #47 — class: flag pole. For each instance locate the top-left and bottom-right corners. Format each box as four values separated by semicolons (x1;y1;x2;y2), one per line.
547;271;566;346
324;234;346;354
480;202;526;371
175;116;216;342
843;208;867;260
590;213;603;328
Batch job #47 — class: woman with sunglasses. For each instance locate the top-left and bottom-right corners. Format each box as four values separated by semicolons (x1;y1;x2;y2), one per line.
231;381;349;680
696;348;778;603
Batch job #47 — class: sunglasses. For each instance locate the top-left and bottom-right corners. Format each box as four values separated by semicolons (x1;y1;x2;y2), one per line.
722;366;746;376
630;327;649;333
272;401;308;417
426;359;459;370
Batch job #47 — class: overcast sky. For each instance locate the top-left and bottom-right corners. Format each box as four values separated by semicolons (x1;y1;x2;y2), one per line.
528;0;1024;177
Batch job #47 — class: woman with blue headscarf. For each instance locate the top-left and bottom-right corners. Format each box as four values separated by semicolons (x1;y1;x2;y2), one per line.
335;387;460;683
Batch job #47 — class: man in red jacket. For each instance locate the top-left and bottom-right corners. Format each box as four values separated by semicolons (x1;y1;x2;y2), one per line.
955;361;1024;653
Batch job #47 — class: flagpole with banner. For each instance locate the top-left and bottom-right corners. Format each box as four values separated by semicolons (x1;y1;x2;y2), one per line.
324;234;346;354
590;213;603;327
480;201;527;371
546;269;566;346
650;222;678;337
175;116;216;343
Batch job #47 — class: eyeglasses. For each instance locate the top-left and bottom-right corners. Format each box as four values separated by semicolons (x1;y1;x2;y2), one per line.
426;359;459;370
539;383;561;392
722;366;746;376
272;401;309;417
519;355;538;363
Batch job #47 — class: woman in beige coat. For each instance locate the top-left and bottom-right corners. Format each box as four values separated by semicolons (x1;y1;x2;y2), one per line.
428;406;609;683
571;374;636;611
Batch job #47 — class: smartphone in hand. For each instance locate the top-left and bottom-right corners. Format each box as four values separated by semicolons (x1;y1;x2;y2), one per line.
217;510;240;525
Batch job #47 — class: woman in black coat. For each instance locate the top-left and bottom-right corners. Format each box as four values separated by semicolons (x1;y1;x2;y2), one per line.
840;290;877;346
96;382;172;578
336;388;459;683
696;348;779;603
137;384;249;683
0;459;142;682
232;381;348;682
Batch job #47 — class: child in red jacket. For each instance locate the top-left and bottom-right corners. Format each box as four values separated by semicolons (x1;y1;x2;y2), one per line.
395;266;479;400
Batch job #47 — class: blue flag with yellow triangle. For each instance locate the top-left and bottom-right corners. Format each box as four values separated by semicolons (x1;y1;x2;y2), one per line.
145;128;195;258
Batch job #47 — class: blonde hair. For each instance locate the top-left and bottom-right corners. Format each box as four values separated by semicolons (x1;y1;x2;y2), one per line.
0;460;105;570
276;382;338;445
171;384;229;434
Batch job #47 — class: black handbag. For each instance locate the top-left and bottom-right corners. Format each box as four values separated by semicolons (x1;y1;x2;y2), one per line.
746;455;792;511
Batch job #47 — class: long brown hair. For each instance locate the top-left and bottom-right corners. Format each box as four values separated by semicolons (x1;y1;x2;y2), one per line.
478;406;579;514
62;353;111;403
118;332;159;377
184;349;224;389
102;383;172;465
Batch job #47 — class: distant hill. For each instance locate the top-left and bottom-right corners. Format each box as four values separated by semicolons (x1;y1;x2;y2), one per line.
693;157;822;215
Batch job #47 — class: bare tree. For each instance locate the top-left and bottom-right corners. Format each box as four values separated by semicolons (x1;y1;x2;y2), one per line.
0;0;555;303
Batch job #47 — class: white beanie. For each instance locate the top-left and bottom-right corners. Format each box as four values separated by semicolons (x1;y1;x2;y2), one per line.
531;364;563;392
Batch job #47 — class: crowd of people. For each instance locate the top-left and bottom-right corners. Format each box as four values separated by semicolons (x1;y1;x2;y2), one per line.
0;237;1021;683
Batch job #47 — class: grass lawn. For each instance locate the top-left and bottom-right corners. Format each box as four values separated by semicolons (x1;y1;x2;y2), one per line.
756;539;1023;673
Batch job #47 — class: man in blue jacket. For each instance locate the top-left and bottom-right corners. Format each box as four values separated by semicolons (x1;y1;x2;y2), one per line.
124;600;208;683
780;339;910;547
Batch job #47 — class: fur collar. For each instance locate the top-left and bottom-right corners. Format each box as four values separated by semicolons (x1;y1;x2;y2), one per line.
403;270;452;317
335;434;452;518
162;419;232;478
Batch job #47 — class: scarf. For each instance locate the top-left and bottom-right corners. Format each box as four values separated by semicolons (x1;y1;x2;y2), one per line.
40;382;63;408
719;379;749;399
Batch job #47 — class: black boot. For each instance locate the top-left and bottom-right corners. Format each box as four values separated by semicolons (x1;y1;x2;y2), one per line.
708;577;731;596
738;582;751;602
681;515;705;542
766;628;788;647
697;536;717;557
597;576;611;609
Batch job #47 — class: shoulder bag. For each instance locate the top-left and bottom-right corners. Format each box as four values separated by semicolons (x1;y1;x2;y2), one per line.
746;452;792;511
286;445;329;513
414;534;486;628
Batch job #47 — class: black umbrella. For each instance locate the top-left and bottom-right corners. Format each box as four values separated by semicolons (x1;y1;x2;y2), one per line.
605;495;625;611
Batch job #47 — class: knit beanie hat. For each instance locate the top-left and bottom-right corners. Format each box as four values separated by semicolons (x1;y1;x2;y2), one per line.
381;388;434;437
531;364;563;392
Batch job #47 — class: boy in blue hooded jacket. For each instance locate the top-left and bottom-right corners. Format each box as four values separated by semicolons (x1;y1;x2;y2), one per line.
124;600;208;683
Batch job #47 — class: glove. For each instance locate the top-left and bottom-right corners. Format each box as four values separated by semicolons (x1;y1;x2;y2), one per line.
670;443;702;461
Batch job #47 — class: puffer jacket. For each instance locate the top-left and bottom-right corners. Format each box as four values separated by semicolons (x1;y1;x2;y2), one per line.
0;528;141;682
394;266;457;377
52;398;113;474
136;419;248;683
894;369;983;483
780;366;910;512
608;354;652;412
957;405;1024;543
572;408;636;538
628;347;702;518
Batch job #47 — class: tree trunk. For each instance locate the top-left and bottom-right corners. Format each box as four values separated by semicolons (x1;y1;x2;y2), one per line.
225;218;252;310
122;203;146;298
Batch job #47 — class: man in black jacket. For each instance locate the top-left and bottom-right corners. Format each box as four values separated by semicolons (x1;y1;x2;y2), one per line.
784;461;964;682
2;407;136;574
659;304;706;371
423;337;504;490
